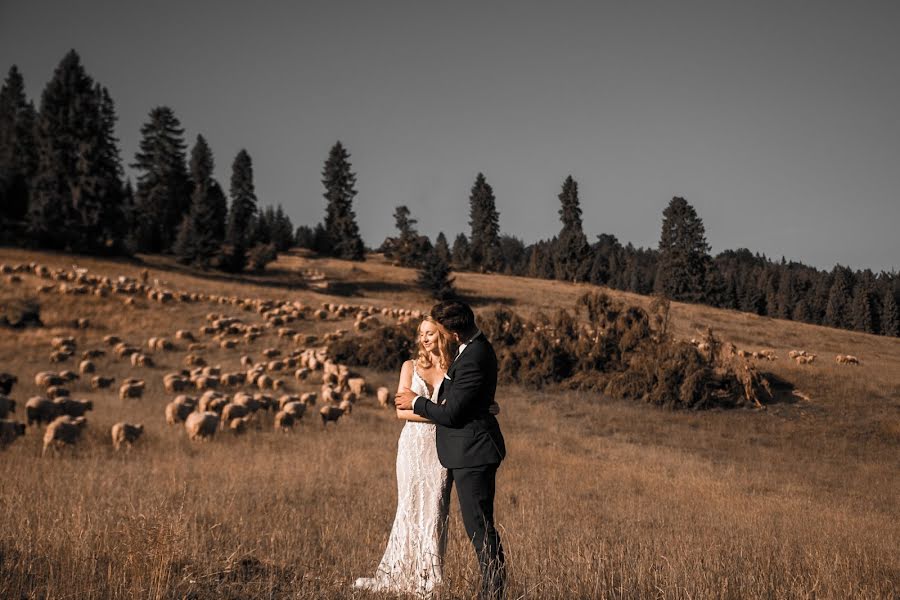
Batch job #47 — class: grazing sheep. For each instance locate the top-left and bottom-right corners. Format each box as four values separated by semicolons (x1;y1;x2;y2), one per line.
377;386;390;407
0;395;16;419
300;392;317;406
49;350;72;363
175;330;195;341
282;401;306;420
42;415;87;455
338;398;353;415
194;375;219;390
185;411;219;441
46;385;70;399
347;377;367;397
221;402;250;423
274;410;295;432
26;396;60;425
262;348;281;359
227;416;252;434
34;371;63;388
54;398;93;418
79;360;96;375
319;405;345;427
111;422;144;450
232;392;260;412
163;373;190;393
795;354;817;365
119;380;146;400
91;375;115;390
198;392;228;414
0;419;26;448
59;370;79;382
130;353;154;368
835;354;861;365
0;372;18;395
165;400;194;425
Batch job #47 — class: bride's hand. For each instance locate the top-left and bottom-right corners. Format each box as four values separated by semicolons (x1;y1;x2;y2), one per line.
489;402;500;416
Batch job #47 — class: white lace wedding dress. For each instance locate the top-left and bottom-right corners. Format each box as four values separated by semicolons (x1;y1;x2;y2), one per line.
354;364;451;597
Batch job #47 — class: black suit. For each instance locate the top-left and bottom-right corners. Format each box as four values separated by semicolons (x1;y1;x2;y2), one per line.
413;332;506;599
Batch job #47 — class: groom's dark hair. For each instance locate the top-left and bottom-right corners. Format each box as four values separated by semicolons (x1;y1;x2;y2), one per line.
430;300;476;335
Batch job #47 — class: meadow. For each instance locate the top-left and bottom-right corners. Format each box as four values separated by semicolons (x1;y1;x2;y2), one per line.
1;247;898;599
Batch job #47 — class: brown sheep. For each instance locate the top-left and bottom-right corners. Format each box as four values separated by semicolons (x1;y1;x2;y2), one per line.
54;398;93;418
79;360;96;375
165;400;194;425
26;396;61;425
119;380;146;400
274;410;295;432
338;398;353;415
221;402;250;423
228;415;253;434
300;392;317;406
319;405;345;427
163;374;190;393
175;330;195;341
130;353;154;368
34;372;64;388
0;394;17;419
282;401;306;420
0;419;26;448
111;422;144;450
91;375;115;390
376;386;390;407
185;411;218;441
42;415;87;455
46;385;69;399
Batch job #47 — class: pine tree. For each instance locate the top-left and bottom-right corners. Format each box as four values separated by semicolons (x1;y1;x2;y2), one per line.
850;274;879;334
222;149;258;272
295;225;315;249
468;173;502;272
417;247;456;301
881;290;899;337
824;267;852;328
434;232;451;264
173;135;227;267
28;51;125;252
451;233;470;268
554;175;590;282
654;197;711;302
271;205;295;251
0;65;38;225
776;268;795;319
322;141;365;260
131;106;190;252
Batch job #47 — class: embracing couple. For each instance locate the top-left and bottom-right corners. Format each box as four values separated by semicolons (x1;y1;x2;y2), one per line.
354;300;507;599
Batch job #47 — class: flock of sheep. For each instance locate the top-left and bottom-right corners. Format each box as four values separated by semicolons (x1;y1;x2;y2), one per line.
688;338;861;366
0;261;416;454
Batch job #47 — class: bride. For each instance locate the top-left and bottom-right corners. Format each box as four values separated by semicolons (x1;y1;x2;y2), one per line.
354;316;497;596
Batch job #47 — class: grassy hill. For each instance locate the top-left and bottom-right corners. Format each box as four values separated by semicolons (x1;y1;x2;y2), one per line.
0;247;897;599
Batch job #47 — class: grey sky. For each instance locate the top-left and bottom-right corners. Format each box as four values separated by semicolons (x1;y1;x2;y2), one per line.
2;1;898;273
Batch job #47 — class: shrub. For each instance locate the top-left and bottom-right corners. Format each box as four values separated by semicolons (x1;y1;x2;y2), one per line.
328;321;417;372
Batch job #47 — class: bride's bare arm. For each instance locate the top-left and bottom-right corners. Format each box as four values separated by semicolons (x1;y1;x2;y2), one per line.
396;360;432;423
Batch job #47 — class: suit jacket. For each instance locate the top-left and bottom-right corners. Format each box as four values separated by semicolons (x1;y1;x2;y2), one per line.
413;333;506;469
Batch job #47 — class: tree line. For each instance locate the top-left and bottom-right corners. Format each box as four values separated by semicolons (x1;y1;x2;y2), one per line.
2;51;897;337
0;51;293;272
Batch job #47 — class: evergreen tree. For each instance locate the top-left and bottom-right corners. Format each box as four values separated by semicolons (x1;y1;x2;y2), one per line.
434;232;451;264
295;224;315;249
222;149;258;271
322;141;365;260
881;290;899;337
824;267;852;328
468;173;502;271
0;65;38;225
776;267;795;319
792;297;813;323
384;205;430;266
173;135;227;267
702;260;727;307
270;205;295;251
417;247;456;301
27;51;125;252
850;274;879;334
451;233;470;268
499;234;527;275
554;175;590;282
131;106;190;252
653;197;711;302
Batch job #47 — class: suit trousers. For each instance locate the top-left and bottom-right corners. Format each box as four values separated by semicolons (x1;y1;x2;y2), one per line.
450;464;506;599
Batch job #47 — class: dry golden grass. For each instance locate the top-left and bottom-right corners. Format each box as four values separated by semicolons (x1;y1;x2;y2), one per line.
1;247;898;599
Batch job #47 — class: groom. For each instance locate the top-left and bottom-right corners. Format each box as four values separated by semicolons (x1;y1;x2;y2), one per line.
395;300;507;599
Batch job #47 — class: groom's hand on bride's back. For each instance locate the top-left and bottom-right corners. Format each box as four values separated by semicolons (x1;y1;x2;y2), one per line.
395;388;416;410
489;402;500;416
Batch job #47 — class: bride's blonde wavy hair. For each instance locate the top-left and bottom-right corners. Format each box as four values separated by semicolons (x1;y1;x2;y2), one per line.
415;316;453;372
